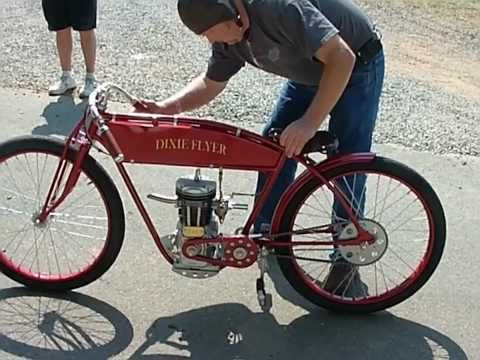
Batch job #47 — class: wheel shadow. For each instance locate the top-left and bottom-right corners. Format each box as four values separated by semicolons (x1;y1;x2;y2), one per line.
0;287;133;359
32;94;86;137
130;303;467;360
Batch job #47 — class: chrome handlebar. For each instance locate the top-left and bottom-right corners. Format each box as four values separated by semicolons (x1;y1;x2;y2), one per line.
86;83;140;163
88;83;140;112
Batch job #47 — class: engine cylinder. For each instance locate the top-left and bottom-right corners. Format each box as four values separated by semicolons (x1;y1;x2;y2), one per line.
176;178;216;229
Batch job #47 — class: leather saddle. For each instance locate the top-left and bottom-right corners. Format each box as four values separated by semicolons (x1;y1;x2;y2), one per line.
267;128;339;156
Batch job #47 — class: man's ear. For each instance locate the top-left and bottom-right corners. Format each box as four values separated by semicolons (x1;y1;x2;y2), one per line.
234;0;250;31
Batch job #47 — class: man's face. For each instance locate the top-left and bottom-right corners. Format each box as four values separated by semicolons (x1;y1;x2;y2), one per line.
202;20;244;45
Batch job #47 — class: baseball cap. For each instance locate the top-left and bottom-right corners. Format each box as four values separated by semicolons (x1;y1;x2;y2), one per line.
177;0;238;35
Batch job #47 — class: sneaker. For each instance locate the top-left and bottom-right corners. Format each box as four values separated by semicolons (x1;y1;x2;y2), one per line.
48;75;76;96
322;261;369;298
79;76;97;99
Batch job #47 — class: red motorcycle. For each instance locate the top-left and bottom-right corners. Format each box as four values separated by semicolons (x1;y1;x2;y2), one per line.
0;84;446;313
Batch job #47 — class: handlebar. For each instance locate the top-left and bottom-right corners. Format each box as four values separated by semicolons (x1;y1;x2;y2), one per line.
87;83;142;163
88;83;141;110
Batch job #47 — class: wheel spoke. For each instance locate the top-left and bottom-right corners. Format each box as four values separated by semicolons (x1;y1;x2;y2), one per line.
0;141;119;288
272;158;445;311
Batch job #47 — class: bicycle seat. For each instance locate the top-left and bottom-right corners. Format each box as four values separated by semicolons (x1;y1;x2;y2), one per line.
301;131;339;155
267;128;339;155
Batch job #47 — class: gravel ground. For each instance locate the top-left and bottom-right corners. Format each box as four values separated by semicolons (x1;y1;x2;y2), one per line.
0;0;479;155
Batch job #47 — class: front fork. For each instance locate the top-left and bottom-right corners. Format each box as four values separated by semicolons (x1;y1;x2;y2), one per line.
37;117;94;223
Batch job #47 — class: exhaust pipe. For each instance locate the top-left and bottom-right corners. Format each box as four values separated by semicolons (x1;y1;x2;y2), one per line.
147;193;177;204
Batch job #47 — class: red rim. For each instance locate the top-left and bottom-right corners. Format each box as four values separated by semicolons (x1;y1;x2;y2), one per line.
0;150;113;284
287;169;436;304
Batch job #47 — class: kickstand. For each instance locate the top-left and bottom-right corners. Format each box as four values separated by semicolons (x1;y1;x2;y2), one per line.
256;248;272;313
256;277;272;313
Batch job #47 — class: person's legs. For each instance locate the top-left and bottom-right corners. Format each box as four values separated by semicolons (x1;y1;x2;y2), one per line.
56;28;73;73
323;51;385;295
71;0;98;98
254;80;317;233
328;51;385;224
253;81;319;310
42;0;77;95
263;52;385;304
79;30;96;74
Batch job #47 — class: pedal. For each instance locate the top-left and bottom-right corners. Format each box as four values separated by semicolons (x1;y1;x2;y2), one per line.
256;278;272;313
228;192;252;211
229;202;249;211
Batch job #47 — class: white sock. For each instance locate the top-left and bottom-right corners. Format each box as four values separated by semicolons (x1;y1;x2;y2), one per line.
86;72;96;80
62;70;72;78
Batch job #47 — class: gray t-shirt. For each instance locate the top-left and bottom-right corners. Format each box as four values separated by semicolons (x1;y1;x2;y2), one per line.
206;0;375;85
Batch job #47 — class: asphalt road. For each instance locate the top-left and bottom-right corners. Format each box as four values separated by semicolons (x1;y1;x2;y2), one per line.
0;88;478;359
0;0;479;358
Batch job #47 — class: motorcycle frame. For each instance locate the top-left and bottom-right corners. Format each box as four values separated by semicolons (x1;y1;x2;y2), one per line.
38;102;376;264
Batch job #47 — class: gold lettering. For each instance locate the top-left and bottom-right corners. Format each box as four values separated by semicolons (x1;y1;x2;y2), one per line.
205;141;212;152
156;139;166;150
191;139;200;151
155;138;227;155
219;144;227;156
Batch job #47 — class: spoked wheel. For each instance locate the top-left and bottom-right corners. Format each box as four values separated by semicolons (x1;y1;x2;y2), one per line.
273;156;446;313
0;136;125;291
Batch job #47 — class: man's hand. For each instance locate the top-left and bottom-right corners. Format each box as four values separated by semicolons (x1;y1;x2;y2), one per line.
280;116;318;158
134;99;181;115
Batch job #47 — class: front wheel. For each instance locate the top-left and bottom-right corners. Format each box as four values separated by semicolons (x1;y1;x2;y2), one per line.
0;136;125;291
273;156;446;313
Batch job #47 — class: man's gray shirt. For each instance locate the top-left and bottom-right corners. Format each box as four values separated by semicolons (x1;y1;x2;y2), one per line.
206;0;375;86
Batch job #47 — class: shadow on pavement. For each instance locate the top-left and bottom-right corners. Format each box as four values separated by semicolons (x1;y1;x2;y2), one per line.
0;287;133;359
32;94;86;137
130;303;467;360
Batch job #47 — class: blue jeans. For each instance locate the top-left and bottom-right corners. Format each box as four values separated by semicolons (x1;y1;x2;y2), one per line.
255;50;385;231
254;51;385;308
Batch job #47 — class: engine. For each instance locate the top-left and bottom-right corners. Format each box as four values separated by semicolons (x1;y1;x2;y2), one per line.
151;169;250;278
176;177;217;237
170;176;222;278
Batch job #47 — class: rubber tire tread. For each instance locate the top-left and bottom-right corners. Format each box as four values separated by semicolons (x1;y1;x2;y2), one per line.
275;156;446;313
0;136;125;291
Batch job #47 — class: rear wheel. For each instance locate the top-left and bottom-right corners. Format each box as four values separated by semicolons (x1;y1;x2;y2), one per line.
0;136;125;291
273;156;446;313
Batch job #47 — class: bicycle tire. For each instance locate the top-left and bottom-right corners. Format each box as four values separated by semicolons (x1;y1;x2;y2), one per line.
273;156;446;313
0;136;125;291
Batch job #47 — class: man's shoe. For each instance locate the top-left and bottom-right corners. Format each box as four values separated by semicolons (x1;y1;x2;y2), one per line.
323;261;369;298
79;76;97;99
48;75;76;96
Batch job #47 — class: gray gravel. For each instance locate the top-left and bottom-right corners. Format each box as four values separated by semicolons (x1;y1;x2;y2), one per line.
0;0;479;155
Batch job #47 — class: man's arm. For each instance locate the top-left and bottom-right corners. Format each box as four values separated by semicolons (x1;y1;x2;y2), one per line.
305;34;355;125
140;73;228;114
280;34;356;157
